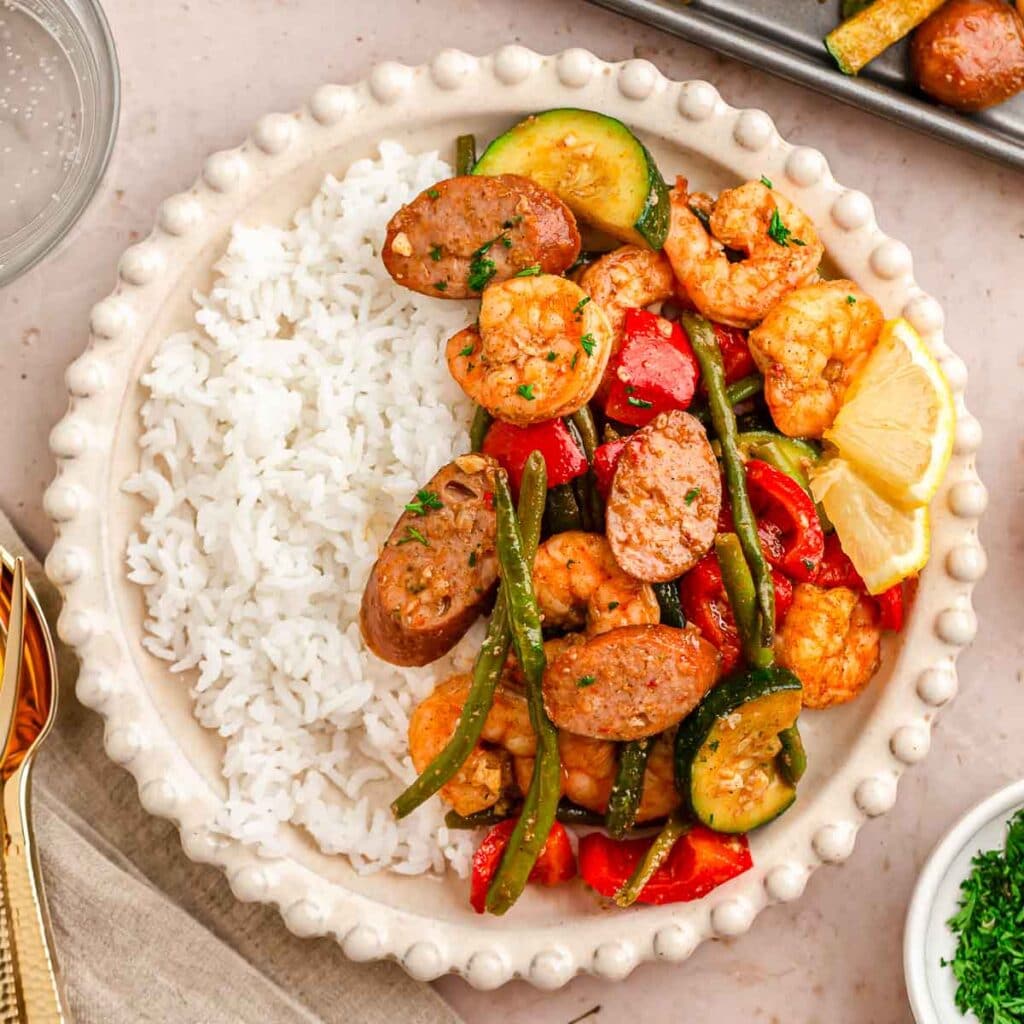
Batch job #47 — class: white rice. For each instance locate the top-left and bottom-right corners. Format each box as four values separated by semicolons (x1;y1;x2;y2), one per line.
124;142;483;877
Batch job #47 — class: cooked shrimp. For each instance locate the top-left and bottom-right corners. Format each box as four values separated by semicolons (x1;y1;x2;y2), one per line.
775;583;881;709
513;730;681;824
579;245;676;345
747;279;884;438
531;531;660;635
446;274;613;426
664;178;824;329
408;674;534;815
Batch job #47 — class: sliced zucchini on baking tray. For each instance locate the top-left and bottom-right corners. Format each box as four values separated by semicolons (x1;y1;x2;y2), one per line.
473;108;670;250
675;667;804;834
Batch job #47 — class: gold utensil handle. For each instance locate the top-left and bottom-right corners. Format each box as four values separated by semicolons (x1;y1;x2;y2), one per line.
1;763;64;1023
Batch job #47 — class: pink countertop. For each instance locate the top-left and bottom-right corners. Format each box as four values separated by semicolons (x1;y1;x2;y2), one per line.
0;2;1020;1021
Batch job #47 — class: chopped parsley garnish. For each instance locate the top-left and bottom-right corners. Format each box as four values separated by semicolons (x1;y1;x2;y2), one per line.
570;352;579;369
573;296;591;316
517;383;535;401
792;237;807;247
580;333;596;357
514;263;542;277
397;526;430;547
767;208;794;247
846;294;857;305
607;601;620;611
429;244;443;262
427;188;440;200
468;232;509;291
627;396;653;409
459;343;475;357
404;489;443;517
760;175;773;189
546;351;558;362
943;808;1024;1023
576;675;597;689
468;256;496;292
684;487;701;505
501;236;513;249
801;558;816;573
468;550;478;568
708;739;720;753
433;280;448;292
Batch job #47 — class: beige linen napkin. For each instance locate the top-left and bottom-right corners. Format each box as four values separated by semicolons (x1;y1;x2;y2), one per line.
0;506;461;1024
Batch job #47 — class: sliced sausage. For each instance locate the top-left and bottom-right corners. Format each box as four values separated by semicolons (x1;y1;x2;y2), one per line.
360;454;500;666
382;175;581;298
542;624;721;741
605;410;722;583
911;0;1024;111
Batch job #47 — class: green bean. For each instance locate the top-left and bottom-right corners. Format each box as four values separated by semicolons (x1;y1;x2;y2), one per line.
692;374;765;428
553;802;606;827
390;454;546;819
569;406;600;462
455;134;477;175
684;311;775;649
613;812;691;908
778;724;807;785
715;533;772;669
485;467;562;914
653;581;686;629
569;406;605;531
606;738;653;839
445;801;607;830
544;483;584;535
444;807;511;830
470;405;493;453
726;373;764;407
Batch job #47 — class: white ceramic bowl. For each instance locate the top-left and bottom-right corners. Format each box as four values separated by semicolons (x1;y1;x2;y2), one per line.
905;779;1024;1024
45;48;985;988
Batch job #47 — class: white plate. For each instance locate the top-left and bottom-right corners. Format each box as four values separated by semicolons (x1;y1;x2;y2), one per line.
905;779;1024;1024
44;48;986;988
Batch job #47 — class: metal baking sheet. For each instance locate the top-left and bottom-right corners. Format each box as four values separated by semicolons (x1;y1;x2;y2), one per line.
587;0;1024;170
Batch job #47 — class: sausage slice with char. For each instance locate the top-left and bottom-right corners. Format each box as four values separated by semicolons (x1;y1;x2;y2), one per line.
606;410;722;583
382;175;581;298
542;623;721;741
360;454;500;666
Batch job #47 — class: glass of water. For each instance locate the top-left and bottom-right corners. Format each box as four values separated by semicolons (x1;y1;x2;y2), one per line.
0;0;119;285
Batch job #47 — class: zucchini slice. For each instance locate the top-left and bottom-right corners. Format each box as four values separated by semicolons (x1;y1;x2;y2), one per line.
675;668;803;833
473;108;670;250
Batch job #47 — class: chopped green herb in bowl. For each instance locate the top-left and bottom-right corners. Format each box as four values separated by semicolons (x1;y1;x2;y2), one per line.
943;807;1024;1023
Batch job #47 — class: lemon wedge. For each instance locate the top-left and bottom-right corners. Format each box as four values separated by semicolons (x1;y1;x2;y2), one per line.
824;318;955;508
810;457;930;594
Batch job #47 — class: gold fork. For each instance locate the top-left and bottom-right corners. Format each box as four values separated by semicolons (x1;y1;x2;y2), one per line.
0;553;65;1022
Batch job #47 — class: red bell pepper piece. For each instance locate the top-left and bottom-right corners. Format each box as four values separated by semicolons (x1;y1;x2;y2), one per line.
603;309;699;427
592;436;634;499
874;583;905;631
578;826;752;906
813;535;906;631
745;459;825;582
713;323;756;385
482;419;587;495
679;552;793;674
813;533;864;589
469;819;576;914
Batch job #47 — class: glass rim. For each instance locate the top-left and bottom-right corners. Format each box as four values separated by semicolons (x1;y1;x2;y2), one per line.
0;0;121;287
